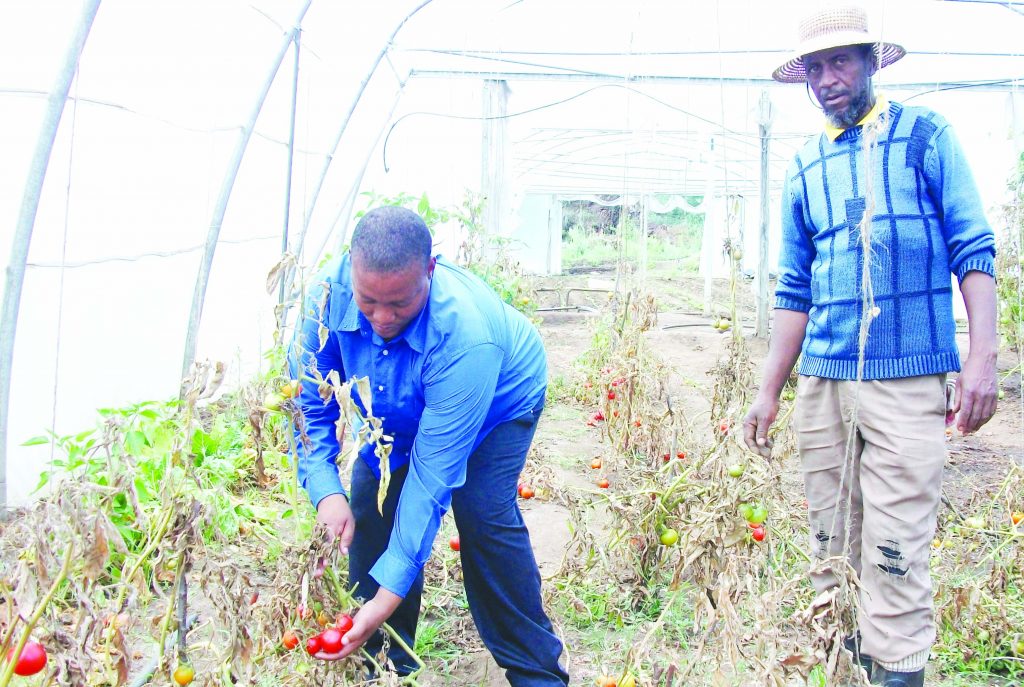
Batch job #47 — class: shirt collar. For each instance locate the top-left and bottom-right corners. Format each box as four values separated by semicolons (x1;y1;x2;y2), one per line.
824;95;889;142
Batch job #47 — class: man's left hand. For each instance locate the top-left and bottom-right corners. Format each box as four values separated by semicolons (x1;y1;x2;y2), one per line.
315;588;403;662
954;350;998;434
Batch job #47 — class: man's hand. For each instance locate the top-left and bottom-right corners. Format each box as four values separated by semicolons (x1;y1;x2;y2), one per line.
315;588;404;662
954;351;998;435
743;394;780;459
316;493;355;555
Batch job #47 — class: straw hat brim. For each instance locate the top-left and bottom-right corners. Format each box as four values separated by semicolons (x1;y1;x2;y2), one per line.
772;32;906;83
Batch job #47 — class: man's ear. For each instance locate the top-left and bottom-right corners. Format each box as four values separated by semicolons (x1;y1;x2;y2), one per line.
427;256;437;279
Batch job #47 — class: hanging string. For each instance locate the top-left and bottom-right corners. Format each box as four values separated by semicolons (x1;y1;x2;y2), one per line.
48;68;81;468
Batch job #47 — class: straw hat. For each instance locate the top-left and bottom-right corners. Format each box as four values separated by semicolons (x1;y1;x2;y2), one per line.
772;4;905;83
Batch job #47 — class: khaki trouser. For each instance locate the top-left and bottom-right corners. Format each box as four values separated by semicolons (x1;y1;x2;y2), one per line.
796;374;947;672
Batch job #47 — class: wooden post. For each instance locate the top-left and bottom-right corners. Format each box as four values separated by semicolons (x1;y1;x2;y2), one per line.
756;90;773;338
481;79;509;238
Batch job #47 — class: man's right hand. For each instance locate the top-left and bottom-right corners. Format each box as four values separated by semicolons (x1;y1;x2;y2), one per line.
743;394;779;459
316;493;356;556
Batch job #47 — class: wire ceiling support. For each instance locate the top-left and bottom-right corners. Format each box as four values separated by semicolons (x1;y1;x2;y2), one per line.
0;0;103;514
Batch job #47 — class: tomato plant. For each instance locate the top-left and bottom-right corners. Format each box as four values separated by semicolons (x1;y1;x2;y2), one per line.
173;663;195;686
7;641;47;677
449;535;460;551
320;628;343;653
282;629;299;650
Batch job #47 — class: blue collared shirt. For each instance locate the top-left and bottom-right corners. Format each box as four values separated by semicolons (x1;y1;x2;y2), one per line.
288;254;547;597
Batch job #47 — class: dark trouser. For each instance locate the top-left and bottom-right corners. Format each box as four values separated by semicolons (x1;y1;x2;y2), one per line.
348;405;569;686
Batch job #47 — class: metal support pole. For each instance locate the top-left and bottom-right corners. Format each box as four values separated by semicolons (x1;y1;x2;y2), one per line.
180;0;311;383
293;0;435;265
0;0;102;513
756;90;773;338
278;32;302;309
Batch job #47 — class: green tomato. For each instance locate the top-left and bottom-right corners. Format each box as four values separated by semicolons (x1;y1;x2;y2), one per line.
738;503;754;521
263;392;286;412
749;505;768;525
659;528;679;546
727;463;745;478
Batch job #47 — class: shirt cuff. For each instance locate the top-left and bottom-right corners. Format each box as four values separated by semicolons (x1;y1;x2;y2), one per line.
304;465;347;509
955;256;996;282
369;547;421;599
774;295;812;312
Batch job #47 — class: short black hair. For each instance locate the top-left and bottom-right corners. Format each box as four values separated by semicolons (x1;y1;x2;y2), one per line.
350;206;432;272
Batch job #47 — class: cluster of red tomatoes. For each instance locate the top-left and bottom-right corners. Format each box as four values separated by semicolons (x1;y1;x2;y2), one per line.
282;613;355;658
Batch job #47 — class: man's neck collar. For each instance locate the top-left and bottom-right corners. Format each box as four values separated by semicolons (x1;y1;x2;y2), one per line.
824;94;888;142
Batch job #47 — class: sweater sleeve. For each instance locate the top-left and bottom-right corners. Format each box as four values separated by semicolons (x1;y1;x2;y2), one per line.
774;163;815;312
924;124;996;282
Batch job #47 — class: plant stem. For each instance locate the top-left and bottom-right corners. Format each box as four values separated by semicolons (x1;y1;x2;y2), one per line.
0;544;74;687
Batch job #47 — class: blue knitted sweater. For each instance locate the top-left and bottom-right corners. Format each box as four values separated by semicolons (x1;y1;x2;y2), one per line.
775;101;996;380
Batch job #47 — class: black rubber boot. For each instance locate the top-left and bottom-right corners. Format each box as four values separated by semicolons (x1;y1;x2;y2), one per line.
869;664;925;687
843;634;873;683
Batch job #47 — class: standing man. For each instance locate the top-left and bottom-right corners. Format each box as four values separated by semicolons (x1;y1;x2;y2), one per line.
289;206;569;686
744;5;998;687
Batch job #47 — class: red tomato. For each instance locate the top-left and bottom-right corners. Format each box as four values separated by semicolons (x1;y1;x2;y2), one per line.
320;628;343;653
449;535;460;551
597;478;610;489
335;614;354;635
590;457;602;469
608;390;616;400
593;411;605;422
305;636;322;656
282;629;299;650
676;452;686;460
1012;510;1024;526
519;485;536;499
7;641;47;677
751;525;766;542
662;453;670;462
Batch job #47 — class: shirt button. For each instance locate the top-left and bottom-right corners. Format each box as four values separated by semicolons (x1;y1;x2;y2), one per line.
378;385;385;392
382;349;389;356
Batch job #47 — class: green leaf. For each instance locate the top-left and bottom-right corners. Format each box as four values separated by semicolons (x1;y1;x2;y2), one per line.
191;428;217;458
124;430;148;455
32;470;51;493
21;435;50;447
418;193;430;216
